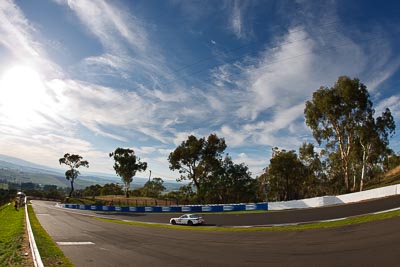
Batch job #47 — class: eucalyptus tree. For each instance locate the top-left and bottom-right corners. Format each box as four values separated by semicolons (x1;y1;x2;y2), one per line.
299;142;328;197
168;134;226;198
305;76;396;192
268;148;306;201
356;108;395;191
59;153;89;197
109;148;147;198
305;76;373;192
143;177;166;198
202;156;257;204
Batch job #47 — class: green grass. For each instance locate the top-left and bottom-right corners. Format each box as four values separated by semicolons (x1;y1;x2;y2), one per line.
0;203;25;266
27;203;73;267
95;208;400;232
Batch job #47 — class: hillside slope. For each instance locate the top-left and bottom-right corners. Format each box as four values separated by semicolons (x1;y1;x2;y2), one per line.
366;165;400;189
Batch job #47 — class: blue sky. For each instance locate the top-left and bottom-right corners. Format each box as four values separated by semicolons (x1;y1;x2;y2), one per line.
0;0;399;180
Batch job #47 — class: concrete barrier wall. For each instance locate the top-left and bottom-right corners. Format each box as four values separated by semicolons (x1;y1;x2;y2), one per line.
269;184;399;210
336;185;397;203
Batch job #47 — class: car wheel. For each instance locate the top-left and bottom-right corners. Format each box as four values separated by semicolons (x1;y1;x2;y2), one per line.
187;220;193;226
171;220;176;225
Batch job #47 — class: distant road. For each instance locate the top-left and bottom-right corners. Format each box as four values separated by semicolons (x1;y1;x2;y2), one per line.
32;197;400;266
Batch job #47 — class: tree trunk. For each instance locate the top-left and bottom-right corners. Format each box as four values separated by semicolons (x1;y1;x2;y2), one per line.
125;188;129;198
338;133;351;192
352;170;357;192
69;180;74;197
360;145;369;192
343;160;351;192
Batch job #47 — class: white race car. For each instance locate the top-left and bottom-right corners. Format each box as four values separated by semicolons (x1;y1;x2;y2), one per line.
170;214;205;226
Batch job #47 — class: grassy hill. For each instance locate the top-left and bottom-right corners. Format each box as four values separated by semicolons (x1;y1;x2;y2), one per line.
365;165;400;190
0;157;184;191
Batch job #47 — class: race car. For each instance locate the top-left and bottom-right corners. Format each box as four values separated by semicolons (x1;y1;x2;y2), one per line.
170;214;205;226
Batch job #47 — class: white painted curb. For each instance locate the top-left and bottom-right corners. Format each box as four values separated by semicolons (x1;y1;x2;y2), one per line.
25;197;44;267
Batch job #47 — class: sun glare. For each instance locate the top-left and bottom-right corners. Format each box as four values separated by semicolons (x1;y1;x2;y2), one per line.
0;65;48;127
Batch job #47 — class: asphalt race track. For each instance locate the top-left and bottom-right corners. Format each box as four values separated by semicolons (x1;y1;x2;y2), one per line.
31;196;400;267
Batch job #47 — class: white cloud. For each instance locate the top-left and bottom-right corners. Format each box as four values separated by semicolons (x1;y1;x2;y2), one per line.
0;0;39;58
65;0;147;51
0;0;62;77
219;125;248;147
227;1;253;40
57;0;172;86
375;95;400;118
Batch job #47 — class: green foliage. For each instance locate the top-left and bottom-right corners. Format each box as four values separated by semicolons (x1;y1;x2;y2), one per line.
267;148;306;201
168;134;226;198
0;203;25;266
101;183;124;196
59;153;89;197
24;188;65;200
304;76;396;192
164;185;196;205
201;156;259;204
82;183;124;198
83;184;102;197
142;178;166;198
109;148;147;198
299;143;329;197
0;189;16;206
383;152;400;171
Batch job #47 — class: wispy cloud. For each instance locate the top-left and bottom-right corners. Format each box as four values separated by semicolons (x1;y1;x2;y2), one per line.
226;0;254;40
0;0;62;76
1;0;399;178
57;0;172;86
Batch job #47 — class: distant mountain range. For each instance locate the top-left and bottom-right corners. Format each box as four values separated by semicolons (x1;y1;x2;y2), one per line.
0;154;184;191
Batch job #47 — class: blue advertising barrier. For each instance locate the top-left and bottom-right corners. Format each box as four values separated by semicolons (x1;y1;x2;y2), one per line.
63;202;268;213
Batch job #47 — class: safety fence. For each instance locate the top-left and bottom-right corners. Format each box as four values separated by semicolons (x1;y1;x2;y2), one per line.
61;184;400;212
62;202;268;212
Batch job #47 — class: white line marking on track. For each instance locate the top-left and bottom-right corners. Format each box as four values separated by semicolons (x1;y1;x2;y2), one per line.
57;242;95;246
373;207;400;214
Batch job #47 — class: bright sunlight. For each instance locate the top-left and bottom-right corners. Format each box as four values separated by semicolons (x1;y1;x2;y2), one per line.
0;65;48;127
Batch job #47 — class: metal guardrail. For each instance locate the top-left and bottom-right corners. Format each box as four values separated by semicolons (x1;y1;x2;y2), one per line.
25;197;44;267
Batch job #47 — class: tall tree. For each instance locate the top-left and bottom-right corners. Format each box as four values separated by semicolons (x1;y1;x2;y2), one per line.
304;76;373;192
207;156;257;203
168;134;226;198
101;183;124;196
143;177;166;198
59;153;89;197
299;142;328;197
109;148;147;198
356;108;395;191
83;184;102;198
268;148;306;201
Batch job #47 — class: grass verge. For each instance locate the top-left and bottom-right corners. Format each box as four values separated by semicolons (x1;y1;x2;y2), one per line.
0;203;25;266
27;203;73;266
95;208;400;232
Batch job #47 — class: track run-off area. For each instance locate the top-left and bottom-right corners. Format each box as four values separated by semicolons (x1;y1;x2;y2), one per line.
31;195;400;266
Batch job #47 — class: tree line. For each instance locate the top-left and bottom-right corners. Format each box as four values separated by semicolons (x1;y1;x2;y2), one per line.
82;178;166;199
59;76;398;204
